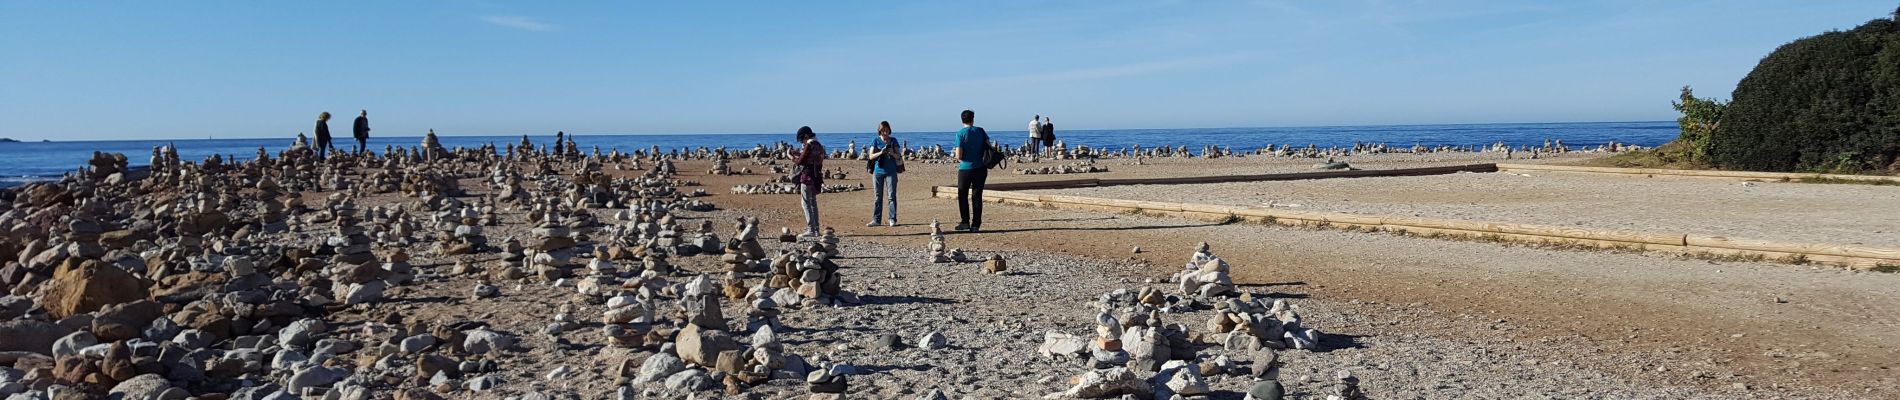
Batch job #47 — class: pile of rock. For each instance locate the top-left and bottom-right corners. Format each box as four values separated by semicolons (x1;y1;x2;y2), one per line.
328;216;377;266
1038;281;1323;399
1172;242;1235;298
1017;161;1108;175
926;220;966;263
765;245;850;306
721;217;768;272
83;151;132;183
728;182;866;195
1208;297;1327;352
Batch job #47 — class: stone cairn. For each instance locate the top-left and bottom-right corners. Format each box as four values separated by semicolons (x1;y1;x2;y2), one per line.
0;134;1169;399
1032;242;1344;399
926;220;966;263
1326;370;1368;400
1017;160;1109;175
1173;242;1235;299
765;244;852;307
1184;243;1327;352
1039;287;1218;399
721;217;768;273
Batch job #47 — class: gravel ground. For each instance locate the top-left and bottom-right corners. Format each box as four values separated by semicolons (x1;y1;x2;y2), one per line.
14;149;1894;400
1028;171;1900;247
692;154;1900;399
358;206;1759;399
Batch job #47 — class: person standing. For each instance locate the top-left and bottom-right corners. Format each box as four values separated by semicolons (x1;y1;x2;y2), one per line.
867;121;903;227
1027;115;1043;154
314;111;333;159
953;110;990;232
791;126;826;236
1040;116;1056;150
352;110;370;155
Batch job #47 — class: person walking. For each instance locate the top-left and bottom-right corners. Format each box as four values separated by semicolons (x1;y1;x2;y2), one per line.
1027;115;1043;154
953;110;990;232
314;111;333;159
866;121;903;227
1040;116;1056;150
352;110;370;155
791;126;826;236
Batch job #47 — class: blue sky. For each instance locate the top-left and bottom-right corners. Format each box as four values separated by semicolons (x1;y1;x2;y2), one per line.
1;1;1895;140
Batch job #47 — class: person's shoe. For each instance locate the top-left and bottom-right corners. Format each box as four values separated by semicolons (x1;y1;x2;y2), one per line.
886;220;897;227
968;226;981;233
953;223;971;231
866;221;879;227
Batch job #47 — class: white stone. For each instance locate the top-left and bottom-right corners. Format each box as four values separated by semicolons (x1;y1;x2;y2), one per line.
918;331;948;350
462;329;513;354
1037;331;1088;359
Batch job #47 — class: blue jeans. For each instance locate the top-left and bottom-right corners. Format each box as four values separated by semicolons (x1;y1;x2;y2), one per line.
871;173;898;223
799;184;820;234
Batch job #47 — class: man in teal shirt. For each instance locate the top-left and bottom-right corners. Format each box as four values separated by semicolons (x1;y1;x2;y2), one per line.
953;109;990;232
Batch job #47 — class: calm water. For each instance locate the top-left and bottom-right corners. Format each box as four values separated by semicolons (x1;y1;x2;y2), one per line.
0;121;1676;187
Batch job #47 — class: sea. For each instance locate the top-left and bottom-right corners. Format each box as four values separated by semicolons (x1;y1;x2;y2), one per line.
0;121;1677;188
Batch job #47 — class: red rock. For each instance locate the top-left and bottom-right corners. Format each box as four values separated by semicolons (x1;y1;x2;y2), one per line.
42;260;150;320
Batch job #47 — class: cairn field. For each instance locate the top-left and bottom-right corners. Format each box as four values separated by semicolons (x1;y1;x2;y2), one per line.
1;142;1896;400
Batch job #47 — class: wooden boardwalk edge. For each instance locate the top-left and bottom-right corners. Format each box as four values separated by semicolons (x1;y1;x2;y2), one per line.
1495;163;1900;183
928;186;1900;269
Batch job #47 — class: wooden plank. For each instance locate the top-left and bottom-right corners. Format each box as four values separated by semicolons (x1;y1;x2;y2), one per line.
1093;164;1497;187
1389;226;1686;252
1178;203;1238;216
984;178;1101;191
1383;216;1685;246
1126;200;1184;212
1685;235;1900;261
1231;208;1333;224
1496;163;1900;183
954;184;1893;269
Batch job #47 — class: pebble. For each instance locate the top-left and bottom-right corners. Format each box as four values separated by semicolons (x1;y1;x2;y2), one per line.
919;331;948;350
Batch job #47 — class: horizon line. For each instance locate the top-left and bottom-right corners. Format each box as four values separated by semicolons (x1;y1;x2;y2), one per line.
1;119;1676;143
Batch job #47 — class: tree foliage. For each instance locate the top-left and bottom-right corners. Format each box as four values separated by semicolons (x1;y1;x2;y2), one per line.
1671;86;1727;162
1707;12;1900;172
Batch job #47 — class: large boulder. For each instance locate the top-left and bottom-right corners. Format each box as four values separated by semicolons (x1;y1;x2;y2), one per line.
462;329;514;355
92;300;163;342
109;373;183;400
42;260;150;320
673;323;739;367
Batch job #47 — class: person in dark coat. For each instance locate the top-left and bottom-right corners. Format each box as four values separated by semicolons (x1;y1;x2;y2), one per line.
352;110;370;154
314;111;333;159
791;126;826;236
1040;117;1055;149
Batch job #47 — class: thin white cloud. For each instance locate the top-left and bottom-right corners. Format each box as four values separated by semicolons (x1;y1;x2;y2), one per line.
481;15;556;32
936;52;1261;88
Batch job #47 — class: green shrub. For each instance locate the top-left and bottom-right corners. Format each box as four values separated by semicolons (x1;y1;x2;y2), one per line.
1707;11;1900;173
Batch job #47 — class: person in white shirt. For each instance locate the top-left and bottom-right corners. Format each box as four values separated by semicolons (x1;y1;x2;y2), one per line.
1027;115;1043;154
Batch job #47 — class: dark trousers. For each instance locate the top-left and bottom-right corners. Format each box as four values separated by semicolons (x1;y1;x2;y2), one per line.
956;168;988;228
356;138;367;154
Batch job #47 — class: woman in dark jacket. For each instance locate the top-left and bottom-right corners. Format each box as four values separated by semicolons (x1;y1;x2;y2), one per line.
791;126;826;236
314;111;333;159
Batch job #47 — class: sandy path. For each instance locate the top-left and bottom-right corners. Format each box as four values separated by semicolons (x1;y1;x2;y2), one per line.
1028;171;1900;246
687;154;1900;398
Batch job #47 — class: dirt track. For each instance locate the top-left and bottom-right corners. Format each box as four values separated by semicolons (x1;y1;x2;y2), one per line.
1028;171;1900;247
694;153;1900;398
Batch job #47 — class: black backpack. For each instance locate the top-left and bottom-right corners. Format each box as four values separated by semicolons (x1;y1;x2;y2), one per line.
971;127;1004;169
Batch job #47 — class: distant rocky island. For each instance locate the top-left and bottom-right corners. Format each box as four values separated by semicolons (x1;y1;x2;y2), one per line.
0;138;18;143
